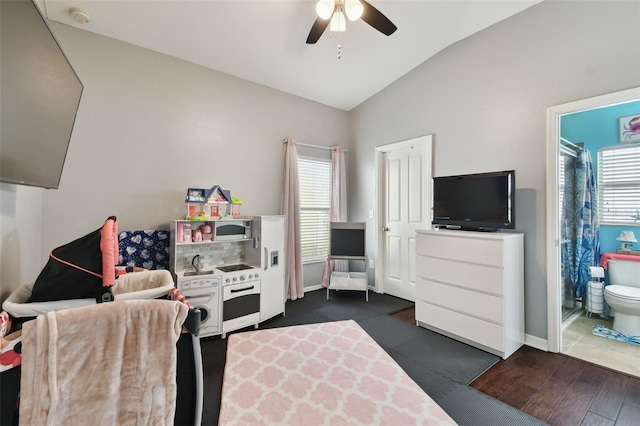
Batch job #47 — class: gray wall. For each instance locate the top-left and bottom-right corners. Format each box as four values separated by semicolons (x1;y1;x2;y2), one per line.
0;23;349;293
348;0;640;339
43;22;349;244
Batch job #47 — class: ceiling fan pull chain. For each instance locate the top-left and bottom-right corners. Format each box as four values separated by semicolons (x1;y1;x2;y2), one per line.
337;43;341;60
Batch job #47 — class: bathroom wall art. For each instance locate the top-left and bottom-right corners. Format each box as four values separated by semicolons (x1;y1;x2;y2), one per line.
619;114;640;142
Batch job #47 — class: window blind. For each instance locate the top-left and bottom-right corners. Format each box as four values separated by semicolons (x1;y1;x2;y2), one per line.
297;157;332;262
598;144;640;226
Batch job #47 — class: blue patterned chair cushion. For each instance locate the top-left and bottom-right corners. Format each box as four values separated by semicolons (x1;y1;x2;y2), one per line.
118;230;170;270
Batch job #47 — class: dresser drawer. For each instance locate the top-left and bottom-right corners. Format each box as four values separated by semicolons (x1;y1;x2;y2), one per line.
416;300;504;352
416;233;504;267
416;278;503;324
416;256;504;295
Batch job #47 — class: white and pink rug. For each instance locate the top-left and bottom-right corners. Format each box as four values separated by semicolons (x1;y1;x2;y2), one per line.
219;320;457;425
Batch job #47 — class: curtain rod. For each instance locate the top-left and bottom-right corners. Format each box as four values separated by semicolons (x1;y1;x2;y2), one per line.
283;139;348;153
560;137;583;151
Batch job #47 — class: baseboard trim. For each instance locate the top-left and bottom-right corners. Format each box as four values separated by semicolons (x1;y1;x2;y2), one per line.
297;289;552;355
304;284;324;293
525;333;548;352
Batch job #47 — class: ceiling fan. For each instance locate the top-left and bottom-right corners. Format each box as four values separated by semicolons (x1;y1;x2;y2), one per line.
306;0;397;44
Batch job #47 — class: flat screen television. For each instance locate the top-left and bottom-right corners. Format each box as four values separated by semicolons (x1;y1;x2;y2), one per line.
329;222;366;259
432;170;515;232
0;0;83;189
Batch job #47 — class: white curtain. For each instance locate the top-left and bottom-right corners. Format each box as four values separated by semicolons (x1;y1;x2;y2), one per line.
322;145;347;287
282;138;304;300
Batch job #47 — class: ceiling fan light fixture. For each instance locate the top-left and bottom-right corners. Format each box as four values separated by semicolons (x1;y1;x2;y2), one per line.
306;0;396;44
345;0;363;21
316;0;334;20
330;10;346;32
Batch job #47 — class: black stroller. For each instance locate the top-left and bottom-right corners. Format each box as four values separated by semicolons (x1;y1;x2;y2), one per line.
1;217;202;426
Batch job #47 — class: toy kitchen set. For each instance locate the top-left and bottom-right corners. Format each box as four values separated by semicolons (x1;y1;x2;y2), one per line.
170;186;285;339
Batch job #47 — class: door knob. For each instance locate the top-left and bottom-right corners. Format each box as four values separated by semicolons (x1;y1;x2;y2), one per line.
382;227;389;232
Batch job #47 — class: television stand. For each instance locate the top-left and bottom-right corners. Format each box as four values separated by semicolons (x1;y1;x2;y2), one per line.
415;229;524;358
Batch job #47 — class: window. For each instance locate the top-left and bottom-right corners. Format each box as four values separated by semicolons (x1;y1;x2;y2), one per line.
297;157;331;263
598;144;640;226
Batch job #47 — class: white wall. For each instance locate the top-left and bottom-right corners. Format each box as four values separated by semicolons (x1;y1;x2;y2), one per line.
348;0;640;340
0;184;43;294
0;22;349;292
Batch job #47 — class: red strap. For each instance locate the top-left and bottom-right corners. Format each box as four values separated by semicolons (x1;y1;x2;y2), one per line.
49;249;103;279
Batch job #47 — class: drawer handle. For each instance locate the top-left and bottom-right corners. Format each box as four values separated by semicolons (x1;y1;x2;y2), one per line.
230;286;255;293
186;292;214;298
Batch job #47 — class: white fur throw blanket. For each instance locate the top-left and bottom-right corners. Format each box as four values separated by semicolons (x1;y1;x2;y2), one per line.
19;299;188;426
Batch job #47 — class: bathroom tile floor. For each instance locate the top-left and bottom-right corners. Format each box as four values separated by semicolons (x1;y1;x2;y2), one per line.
562;310;639;377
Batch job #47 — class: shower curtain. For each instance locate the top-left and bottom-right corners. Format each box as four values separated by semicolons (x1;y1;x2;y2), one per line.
561;149;601;300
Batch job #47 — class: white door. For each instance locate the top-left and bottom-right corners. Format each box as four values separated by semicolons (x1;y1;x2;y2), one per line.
377;136;432;301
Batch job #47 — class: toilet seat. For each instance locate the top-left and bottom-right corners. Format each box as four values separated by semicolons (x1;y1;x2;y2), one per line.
604;285;640;301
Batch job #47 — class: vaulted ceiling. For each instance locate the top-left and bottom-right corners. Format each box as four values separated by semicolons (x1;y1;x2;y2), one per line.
42;1;542;111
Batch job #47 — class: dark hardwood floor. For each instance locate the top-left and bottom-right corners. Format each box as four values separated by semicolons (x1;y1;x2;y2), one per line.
391;307;640;426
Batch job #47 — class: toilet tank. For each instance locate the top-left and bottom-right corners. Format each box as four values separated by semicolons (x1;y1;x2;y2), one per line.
608;260;640;288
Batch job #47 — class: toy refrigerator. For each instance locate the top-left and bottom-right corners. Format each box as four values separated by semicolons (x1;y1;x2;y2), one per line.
246;215;285;321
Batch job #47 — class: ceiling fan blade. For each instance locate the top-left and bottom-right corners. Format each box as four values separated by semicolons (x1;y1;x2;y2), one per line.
306;17;331;44
360;0;397;36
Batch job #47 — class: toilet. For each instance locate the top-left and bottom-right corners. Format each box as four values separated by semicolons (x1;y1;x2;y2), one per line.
603;260;640;336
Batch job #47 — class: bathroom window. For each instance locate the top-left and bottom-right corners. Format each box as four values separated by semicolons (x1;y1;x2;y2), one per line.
297;156;331;263
598;144;640;225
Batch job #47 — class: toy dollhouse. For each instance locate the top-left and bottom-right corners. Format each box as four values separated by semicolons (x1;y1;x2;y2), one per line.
185;186;241;219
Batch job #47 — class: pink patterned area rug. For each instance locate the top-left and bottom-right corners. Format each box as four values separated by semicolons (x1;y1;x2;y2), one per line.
219;320;457;425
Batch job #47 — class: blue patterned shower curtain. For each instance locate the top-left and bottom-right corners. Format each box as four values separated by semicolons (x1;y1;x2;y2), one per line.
561;149;601;299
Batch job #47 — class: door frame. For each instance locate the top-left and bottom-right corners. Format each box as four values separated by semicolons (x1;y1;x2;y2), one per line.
545;87;640;352
374;134;433;295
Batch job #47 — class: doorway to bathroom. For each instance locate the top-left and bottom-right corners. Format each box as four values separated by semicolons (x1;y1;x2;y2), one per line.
546;87;640;375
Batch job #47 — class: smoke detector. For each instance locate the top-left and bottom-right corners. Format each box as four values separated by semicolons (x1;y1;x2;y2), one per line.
69;7;90;24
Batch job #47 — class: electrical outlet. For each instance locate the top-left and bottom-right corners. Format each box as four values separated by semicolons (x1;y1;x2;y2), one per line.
369;209;374;219
369;259;375;269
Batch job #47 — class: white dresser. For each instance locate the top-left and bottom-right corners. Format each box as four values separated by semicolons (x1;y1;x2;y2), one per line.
415;229;524;359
